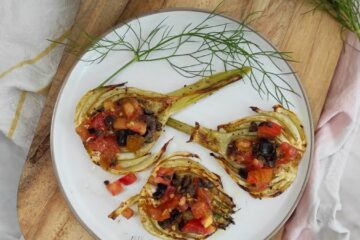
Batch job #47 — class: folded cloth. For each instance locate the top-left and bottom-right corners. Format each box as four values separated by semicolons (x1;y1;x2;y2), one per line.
0;1;79;239
283;33;360;240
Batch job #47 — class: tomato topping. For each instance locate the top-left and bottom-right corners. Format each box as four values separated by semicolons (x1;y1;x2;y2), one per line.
90;112;107;131
118;173;137;185
146;205;170;221
105;180;124;196
76;123;94;142
277;142;298;165
247;158;264;170
159;186;176;203
247;168;273;190
121;207;134;219
86;136;120;168
87;136;120;154
181;219;216;235
153;167;174;186
196;188;212;207
191;201;211;220
257;121;282;138
161;195;181;210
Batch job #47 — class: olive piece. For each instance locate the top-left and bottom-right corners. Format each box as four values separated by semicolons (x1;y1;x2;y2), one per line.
186;184;196;197
104;115;115;128
199;178;214;188
143;108;154;115
249;121;258;132
143;115;157;142
158;209;181;229
181;175;192;189
238;168;248;179
88;128;100;136
115;130;136;146
171;173;182;187
259;121;273;127
155;121;162;131
152;183;167;200
257;138;276;162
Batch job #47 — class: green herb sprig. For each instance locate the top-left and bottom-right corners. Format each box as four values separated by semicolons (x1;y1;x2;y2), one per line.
56;12;298;108
312;0;360;40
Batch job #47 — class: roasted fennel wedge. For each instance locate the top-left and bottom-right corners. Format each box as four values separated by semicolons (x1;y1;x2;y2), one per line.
167;105;307;198
74;68;250;174
109;152;236;240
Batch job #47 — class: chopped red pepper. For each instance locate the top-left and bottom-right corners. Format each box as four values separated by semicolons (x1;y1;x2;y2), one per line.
257;121;282;139
153;167;174;186
105;180;124;196
181;219;216;235
90;112;107;131
247;168;273;191
146;205;170;221
196;188;212;208
118;173;137;185
191;201;211;220
247;158;264;171
277;142;298;165
121;207;134;219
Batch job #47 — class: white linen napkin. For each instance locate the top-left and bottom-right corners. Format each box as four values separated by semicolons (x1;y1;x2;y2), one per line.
0;1;79;239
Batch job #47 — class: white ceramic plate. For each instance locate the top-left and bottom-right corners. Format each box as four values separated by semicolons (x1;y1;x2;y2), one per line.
52;10;313;240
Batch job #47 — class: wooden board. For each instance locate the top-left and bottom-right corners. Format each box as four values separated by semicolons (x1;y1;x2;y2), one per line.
17;0;343;239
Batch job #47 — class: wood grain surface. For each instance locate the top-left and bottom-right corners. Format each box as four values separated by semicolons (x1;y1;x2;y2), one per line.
17;0;343;239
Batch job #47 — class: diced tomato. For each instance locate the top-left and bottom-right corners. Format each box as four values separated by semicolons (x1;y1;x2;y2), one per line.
118;173;137;185
157;167;174;177
196;188;212;208
86;136;120;168
105;180;124;196
153;176;172;186
181;219;216;235
159;186;176;203
191;201;211;220
153;167;174;186
146;205;170;221
90;112;107;131
243;151;255;163
247;168;273;190
247;158;264;171
121;207;134;219
76;124;94;142
86;136;119;153
277;142;299;165
257;121;282;139
161;194;180;210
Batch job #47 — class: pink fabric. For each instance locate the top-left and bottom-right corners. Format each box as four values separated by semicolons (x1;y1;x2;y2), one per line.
283;33;360;240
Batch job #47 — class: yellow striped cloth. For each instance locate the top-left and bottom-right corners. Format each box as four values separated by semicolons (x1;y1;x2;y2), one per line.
0;1;79;239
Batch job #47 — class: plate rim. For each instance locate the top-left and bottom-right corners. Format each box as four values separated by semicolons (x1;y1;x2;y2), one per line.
50;8;314;240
